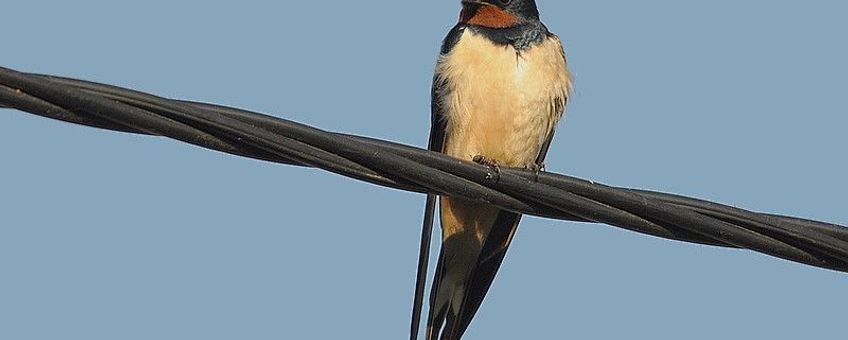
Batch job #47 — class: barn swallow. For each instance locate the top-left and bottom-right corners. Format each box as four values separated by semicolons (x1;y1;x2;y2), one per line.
410;0;573;339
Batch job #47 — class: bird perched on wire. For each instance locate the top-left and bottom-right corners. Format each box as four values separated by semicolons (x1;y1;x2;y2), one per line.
410;0;572;339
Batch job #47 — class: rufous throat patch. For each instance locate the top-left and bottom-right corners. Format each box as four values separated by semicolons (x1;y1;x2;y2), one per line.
460;6;518;29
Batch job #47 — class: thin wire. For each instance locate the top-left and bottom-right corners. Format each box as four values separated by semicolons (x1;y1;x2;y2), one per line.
1;65;847;273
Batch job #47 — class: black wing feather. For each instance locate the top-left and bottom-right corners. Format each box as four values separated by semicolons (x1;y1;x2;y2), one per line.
411;24;466;340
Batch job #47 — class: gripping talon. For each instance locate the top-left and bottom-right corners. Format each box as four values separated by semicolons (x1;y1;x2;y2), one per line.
525;162;545;182
473;155;501;183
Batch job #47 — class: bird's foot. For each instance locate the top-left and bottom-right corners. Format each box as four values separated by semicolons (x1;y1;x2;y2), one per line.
525;162;545;182
473;154;501;183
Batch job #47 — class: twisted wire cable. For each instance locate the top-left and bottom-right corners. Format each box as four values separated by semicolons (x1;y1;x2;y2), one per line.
2;65;846;273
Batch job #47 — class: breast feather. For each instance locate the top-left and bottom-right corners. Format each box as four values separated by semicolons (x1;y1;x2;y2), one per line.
435;30;571;167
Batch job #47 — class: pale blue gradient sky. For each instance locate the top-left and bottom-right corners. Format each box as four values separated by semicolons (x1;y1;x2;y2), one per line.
1;1;846;339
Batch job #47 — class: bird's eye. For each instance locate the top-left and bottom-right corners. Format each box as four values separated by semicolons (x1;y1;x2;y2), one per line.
498;0;511;5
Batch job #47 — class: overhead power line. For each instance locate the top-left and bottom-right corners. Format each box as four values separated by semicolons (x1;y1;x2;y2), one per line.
1;65;847;273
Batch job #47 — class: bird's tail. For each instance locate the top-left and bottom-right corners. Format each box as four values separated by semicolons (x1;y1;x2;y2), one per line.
426;204;522;340
425;247;450;340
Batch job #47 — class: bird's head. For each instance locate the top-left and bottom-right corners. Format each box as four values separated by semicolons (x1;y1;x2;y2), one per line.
459;0;540;29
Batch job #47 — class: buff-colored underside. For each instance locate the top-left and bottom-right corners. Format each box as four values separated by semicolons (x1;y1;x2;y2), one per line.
435;29;572;243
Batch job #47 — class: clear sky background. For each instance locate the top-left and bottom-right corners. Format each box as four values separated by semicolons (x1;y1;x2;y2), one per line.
2;1;846;339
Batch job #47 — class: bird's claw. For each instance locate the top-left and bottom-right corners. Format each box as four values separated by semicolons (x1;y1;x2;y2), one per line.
525;162;545;182
473;155;501;183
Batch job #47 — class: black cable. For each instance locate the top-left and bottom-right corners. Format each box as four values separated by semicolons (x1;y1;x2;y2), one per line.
2;65;846;273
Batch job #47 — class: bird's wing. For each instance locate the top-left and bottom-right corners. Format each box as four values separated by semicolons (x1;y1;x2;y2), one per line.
410;24;466;340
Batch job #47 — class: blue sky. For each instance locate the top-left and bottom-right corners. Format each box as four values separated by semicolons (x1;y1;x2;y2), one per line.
2;1;846;339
